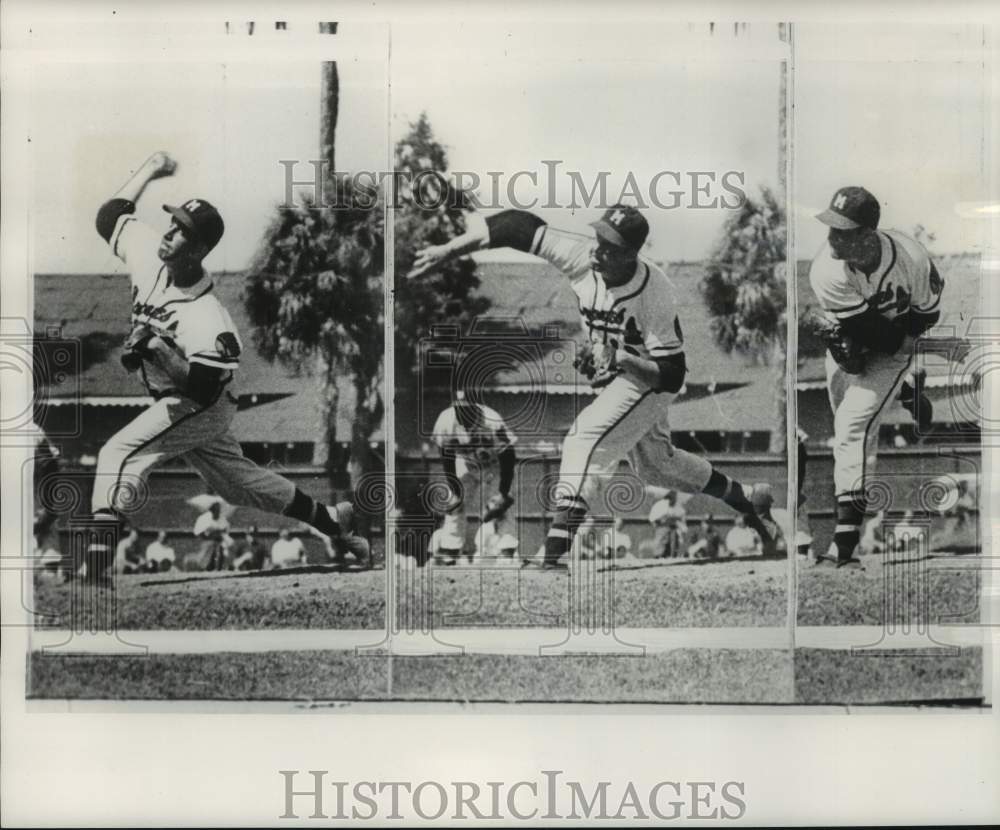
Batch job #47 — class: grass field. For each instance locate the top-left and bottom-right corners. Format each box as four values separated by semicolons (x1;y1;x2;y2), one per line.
32;565;387;630
28;649;795;702
28;647;984;704
399;556;788;629
25;553;987;704
796;553;981;626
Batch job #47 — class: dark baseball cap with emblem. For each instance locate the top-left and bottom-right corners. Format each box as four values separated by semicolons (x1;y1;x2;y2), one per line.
816;186;880;230
162;198;225;251
590;204;649;252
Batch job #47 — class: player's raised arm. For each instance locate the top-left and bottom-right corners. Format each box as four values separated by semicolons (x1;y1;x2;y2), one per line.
95;151;177;245
408;210;553;279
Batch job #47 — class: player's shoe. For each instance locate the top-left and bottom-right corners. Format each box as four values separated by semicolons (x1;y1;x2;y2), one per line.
328;501;372;568
835;557;865;570
811;554;839;568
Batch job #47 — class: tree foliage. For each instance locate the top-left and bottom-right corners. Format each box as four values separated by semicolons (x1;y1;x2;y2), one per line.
700;186;787;361
393;113;492;397
699;186;787;452
243;175;384;484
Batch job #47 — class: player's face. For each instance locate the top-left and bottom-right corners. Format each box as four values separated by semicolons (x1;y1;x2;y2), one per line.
827;226;876;264
591;238;637;285
158;221;197;262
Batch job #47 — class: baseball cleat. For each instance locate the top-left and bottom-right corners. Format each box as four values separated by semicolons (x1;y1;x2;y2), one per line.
743;512;777;557
835;557;865;570
330;501;372;567
811;554;839;568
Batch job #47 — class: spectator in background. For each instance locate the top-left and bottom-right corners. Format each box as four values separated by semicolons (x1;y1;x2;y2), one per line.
233;527;267;571
143;530;176;572
428;527;465;567
33;507;65;580
688;515;724;559
270;527;305;569
651;490;687;558
115;526;142;574
725;514;760;557
749;483;787;556
194;502;231;571
605;516;632;560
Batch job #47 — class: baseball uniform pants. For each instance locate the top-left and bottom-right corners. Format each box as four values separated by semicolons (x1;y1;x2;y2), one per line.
91;393;296;516
558;374;713;511
826;339;915;497
440;456;499;551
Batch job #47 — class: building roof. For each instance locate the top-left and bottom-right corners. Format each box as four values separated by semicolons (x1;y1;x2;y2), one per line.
668;379;782;431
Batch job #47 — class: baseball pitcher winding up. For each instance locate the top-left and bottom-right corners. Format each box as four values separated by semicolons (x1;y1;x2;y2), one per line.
83;151;367;582
411;204;776;568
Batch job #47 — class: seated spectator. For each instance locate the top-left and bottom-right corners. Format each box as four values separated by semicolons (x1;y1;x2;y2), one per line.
270;527;306;569
232;527;267;571
750;483;787;556
143;530;176;572
605;517;632;560
429;527;465;566
33;508;65;579
688;515;724;559
650;490;688;558
194;503;231;571
859;510;885;556
115;526;142;574
725;514;760;557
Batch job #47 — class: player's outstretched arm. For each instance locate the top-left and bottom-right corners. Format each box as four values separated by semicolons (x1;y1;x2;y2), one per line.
408;213;490;279
113;151;177;203
96;151;177;244
409;210;549;279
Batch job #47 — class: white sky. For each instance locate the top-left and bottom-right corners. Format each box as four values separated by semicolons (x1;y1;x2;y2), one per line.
391;22;786;264
793;22;990;257
24;20;992;273
28;23;388;274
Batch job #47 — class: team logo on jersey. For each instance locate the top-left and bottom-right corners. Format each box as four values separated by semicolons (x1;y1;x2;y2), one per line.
216;332;241;360
132;298;178;326
581;306;627;327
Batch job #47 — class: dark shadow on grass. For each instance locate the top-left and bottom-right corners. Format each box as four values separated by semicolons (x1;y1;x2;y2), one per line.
139;563;373;587
600;553;788;572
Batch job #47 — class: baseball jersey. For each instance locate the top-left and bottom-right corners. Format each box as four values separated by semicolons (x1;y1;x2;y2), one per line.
431;404;517;464
109;215;243;396
809;230;943;324
193;512;230;539
527;226;685;377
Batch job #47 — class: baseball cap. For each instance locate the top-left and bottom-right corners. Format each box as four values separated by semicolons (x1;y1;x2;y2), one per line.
590;204;649;252
816;186;880;230
162;198;225;250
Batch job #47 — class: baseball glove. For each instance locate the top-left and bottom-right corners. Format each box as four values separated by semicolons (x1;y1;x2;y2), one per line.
802;309;866;375
120;324;158;372
574;340;623;389
481;492;514;524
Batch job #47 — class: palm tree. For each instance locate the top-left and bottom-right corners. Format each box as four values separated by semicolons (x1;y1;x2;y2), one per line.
243;24;384;502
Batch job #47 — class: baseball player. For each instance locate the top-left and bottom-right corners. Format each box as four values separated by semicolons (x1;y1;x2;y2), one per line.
84;151;367;583
808;186;943;568
411;204;775;568
431;391;517;559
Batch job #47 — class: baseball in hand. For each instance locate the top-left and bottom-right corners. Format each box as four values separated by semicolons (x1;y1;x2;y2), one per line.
148;151;178;179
